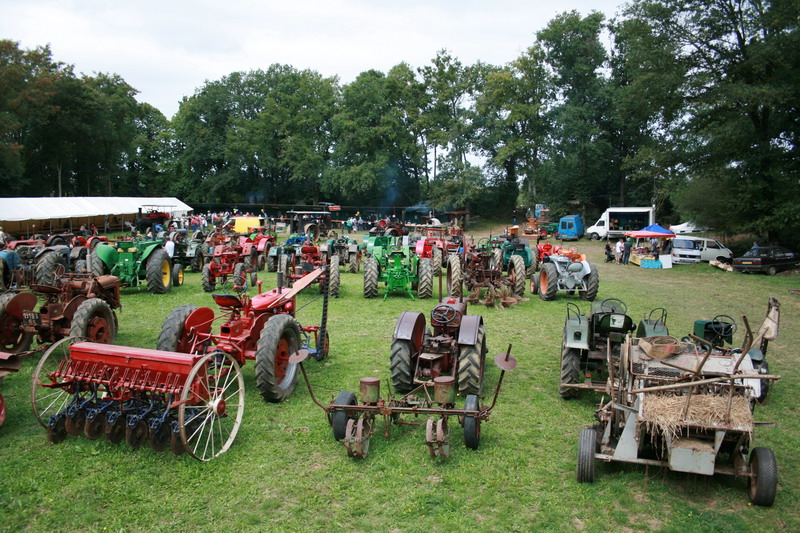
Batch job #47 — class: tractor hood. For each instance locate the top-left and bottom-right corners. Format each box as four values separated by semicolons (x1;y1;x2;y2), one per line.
250;287;294;311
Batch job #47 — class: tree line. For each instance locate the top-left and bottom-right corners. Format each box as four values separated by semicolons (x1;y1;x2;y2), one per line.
1;1;797;242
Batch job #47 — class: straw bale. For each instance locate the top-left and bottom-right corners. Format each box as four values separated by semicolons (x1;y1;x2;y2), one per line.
641;393;753;439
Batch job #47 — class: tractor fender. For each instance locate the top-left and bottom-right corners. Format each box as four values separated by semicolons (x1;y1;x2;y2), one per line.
457;315;484;346
347;243;359;254
319;243;330;254
393;311;426;352
69;246;87;261
63;295;88;321
85;236;107;249
256;240;270;253
415;240;426;256
578;260;593;278
185;307;215;338
5;292;37;318
269;246;281;257
138;243;163;263
241;242;255;256
0;250;21;272
34;245;68;262
564;316;590;350
93;244;118;270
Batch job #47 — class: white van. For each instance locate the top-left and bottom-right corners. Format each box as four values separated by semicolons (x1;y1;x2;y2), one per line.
681;236;733;263
670;238;702;264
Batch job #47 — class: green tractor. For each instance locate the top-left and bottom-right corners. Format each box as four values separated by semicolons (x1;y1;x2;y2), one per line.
363;237;433;300
491;232;537;279
88;239;174;294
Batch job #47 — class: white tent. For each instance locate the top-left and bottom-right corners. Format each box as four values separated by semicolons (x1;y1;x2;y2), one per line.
0;197;193;235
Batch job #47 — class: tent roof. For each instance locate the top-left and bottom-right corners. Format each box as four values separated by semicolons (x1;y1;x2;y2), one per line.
625;223;675;238
0;197;193;222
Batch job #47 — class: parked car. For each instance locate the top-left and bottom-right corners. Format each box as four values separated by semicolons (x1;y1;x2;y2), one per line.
681;236;733;263
733;246;800;275
669;221;711;234
670;238;702;264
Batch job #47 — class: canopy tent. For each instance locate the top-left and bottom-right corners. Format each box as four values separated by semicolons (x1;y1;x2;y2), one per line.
624;223;674;239
0;197;193;235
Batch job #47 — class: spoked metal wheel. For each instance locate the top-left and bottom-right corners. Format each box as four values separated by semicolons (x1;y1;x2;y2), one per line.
178;351;245;461
31;336;82;428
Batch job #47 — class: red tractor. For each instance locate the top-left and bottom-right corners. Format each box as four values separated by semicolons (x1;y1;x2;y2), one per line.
390;296;487;396
31;268;330;461
202;242;257;292
536;241;562;268
277;239;340;298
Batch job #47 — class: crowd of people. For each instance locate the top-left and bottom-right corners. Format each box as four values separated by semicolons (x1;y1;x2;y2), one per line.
605;236;675;265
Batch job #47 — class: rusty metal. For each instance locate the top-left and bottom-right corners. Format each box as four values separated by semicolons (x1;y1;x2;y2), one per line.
359;377;381;404
433;376;455;404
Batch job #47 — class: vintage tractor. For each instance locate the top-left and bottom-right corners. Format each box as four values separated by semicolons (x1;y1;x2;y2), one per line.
368;219;408;237
276;238;339;297
267;234;308;273
390;296;487;396
320;236;362;273
445;239;526;308
411;226;450;273
577;299;781;506
295;338;515;458
533;246;599;301
535;241;562;267
163;230;206;273
244;224;277;271
363;238;432;300
0;267;121;355
89;239;173;294
202;242;257;293
31;268;330;461
491;230;537;279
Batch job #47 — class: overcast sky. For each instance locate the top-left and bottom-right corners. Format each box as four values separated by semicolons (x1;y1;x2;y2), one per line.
2;0;626;119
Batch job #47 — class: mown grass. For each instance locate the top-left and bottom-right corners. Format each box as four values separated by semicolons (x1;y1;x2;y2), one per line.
0;229;797;532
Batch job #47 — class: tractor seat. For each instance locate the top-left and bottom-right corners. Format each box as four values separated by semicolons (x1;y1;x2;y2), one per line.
212;294;243;308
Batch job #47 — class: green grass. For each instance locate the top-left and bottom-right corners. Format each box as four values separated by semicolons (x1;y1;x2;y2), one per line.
0;232;797;532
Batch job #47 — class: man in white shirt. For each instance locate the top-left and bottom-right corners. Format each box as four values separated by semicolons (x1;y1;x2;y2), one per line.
615;238;624;264
164;239;175;258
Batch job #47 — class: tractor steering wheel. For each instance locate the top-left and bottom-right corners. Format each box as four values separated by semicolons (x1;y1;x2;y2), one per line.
709;315;737;337
432;305;459;324
568;245;579;253
600;298;627;314
477;237;490;247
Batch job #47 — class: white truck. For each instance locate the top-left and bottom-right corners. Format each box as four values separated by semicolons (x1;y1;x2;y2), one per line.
586;207;655;240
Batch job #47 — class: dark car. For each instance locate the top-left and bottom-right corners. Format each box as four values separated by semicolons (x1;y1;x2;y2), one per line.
732;246;800;275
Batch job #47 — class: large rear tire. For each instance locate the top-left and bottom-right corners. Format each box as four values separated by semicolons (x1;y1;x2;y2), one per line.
577;428;597;482
328;256;341;298
458;324;485;396
35;251;66;286
560;342;581;399
491;248;503;270
539;262;558;301
146;248;172;294
70;298;117;344
509;254;526;297
363;257;379;298
579;265;599;301
389;338;414;394
254;314;302;402
157;304;198;353
88;251;106;277
447;255;462;297
417;258;433;299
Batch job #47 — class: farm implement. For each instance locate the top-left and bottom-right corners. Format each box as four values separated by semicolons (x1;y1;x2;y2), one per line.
446;239;526;308
294;343;516;459
31;268;331;460
577;298;781;505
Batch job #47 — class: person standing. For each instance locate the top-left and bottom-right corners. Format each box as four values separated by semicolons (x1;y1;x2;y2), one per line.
622;237;632;265
615;238;624;264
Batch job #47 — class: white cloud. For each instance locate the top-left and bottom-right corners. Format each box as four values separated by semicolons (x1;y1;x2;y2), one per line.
1;0;623;118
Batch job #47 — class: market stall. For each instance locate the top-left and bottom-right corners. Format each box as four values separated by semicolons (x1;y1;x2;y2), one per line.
624;224;675;268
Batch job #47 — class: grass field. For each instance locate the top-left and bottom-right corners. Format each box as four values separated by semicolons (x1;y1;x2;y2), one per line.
0;228;797;532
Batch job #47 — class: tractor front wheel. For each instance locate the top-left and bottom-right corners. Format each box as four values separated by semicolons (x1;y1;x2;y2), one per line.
458;324;486;396
201;264;215;292
508;255;526;297
348;252;360;273
255;314;302;402
146;249;172;294
70;298;117;344
267;254;278;272
432;247;443;274
559;343;581;399
748;447;777;506
579;265;599;301
157;305;199;353
329;256;341;297
417;258;433;299
363;257;379;298
389;338;414;394
172;263;184;287
332;390;357;441
491;248;503;270
539;263;558;301
447;255;462;297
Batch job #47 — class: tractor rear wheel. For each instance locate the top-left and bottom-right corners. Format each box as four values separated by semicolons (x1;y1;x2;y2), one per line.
749;447;777;506
332;390;357;441
329;256;341;297
35;251;66;285
191;253;203;272
463;394;481;450
0;293;34;353
255;314;302;402
70;298;117;344
539;263;558;301
172;263;184;287
447;255;462;297
491;248;503;270
348;252;360;273
267;254;277;272
243;250;257;271
559;342;580;399
389;338;414;394
257;253;267;272
146;249;172;294
458;324;486;396
201;264;215;292
508;255;526;297
417;258;433;299
432;247;443;274
577;428;597;482
157;305;198;352
88;251;106;277
277;255;291;287
234;263;246;286
579;265;599;301
363;257;379;298
73;259;87;273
